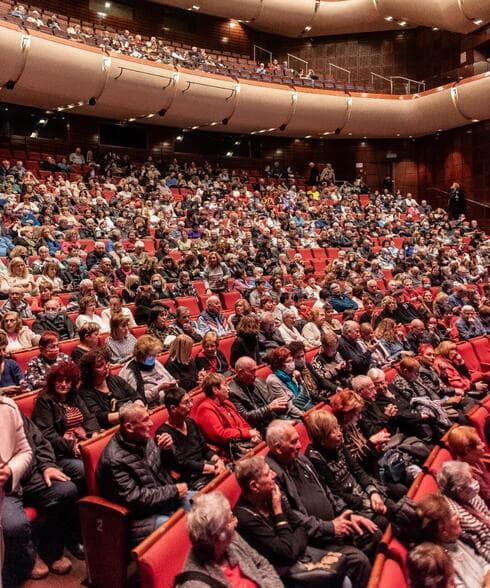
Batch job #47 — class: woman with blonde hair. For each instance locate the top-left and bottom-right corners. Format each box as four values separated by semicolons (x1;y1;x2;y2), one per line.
164;334;203;391
0;311;40;352
374;317;408;363
302;307;332;348
0;257;38;295
227;298;252;332
119;334;177;405
435;340;488;395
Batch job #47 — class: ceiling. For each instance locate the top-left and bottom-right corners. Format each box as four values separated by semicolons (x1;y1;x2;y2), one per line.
148;0;490;37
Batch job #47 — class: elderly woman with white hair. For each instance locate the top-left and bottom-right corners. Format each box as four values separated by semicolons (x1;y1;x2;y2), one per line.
177;492;283;587
437;460;490;562
278;309;314;349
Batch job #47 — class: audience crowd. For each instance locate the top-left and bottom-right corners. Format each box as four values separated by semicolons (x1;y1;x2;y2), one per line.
0;142;489;588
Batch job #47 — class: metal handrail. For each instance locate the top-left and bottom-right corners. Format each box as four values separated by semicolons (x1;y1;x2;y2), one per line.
391;75;425;94
253;44;272;65
371;72;393;93
329;63;350;82
287;53;308;74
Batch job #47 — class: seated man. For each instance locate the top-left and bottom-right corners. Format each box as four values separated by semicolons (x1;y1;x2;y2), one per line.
97;401;191;545
157;387;225;490
0;286;33;319
338;321;375;376
310;331;352;399
455;305;486;340
405;319;436;354
32;298;77;340
235;455;352;587
196;296;230;336
329;282;358;313
166;305;202;342
3;415;81;584
265;420;374;587
258;312;285;361
228;356;288;434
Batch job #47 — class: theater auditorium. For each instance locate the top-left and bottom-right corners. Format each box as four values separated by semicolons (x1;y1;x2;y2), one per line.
0;0;490;586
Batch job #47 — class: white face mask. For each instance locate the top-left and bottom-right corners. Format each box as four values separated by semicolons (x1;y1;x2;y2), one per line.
459;479;480;502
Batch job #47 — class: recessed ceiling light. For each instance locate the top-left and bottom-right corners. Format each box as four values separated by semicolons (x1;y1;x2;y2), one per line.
384;16;393;21
399;21;407;26
432;27;439;31
191;125;198;130
146;113;155;118
304;26;312;32
396;133;400;136
176;135;183;141
472;119;479;122
226;151;233;156
473;19;483;25
305;135;312;139
128;118;135;122
192;5;200;10
210;122;218;126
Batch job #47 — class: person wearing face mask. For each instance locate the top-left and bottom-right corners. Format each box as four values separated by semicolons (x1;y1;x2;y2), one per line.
33;299;77;341
437;461;490;563
266;347;314;417
149;273;173;300
119;335;177;406
287;340;322;403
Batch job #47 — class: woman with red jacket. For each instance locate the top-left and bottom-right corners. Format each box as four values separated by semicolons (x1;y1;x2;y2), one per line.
194;373;261;453
434;340;488;396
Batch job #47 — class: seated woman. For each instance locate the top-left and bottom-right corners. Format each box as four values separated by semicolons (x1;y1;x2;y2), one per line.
0;330;25;395
195;331;230;375
118;334;177;406
30;283;64;314
230;315;261;368
36;261;63;293
75;295;107;333
0;311;40;352
100;294;137;331
71;322;101;364
158;387;225;491
277;309;312;348
194;373;261;454
79;347;143;429
24;331;71;389
179;492;282;587
435;340;488;396
437;460;490;562
407;543;456;588
105;314;137;364
447;426;490;508
164;334;202;392
306;409;389;531
374;318;408;363
227;298;252;332
0;257;38;296
415;493;490;588
32;360;99;487
121;275;139;303
301;307;333;348
147;306;172;347
266;347;313;416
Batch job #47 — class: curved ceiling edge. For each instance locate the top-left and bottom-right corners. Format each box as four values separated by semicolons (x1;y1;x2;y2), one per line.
1;23;489;139
148;0;490;36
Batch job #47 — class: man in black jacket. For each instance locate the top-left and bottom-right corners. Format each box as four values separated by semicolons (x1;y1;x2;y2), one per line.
229;356;288;434
96;401;191;545
3;416;80;584
265;420;375;588
32;299;77;340
338;321;375;376
235;455;339;585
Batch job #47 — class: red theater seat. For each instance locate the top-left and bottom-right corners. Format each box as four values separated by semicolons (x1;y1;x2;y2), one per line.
221;290;242;310
219;334;236;364
14;390;40;419
11;348;40;373
471;336;490;370
467;405;490;446
174;296;200;317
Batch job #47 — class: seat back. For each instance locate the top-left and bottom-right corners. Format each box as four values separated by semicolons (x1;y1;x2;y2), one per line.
59;338;80;357
149;406;169;437
135;511;190;588
471;336;490;366
11;348;40;373
294;421;310;453
378;558;407;588
457;341;481;373
174;296;200;318
467;405;489;445
411;473;438;501
80;428;117;495
221;290;242;310
14;390;40;418
219;334;236;364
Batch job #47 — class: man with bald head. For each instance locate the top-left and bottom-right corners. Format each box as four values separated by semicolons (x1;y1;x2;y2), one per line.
229;356;288;434
196;295;229;336
405;318;434;354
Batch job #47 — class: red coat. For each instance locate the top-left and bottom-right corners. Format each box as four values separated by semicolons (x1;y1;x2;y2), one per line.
434;356;471;392
194;397;251;448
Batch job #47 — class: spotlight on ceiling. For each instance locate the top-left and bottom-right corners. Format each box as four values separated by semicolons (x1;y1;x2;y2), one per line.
304;26;312;32
399;21;407;26
473;19;483;25
384;16;393;21
175;135;183;141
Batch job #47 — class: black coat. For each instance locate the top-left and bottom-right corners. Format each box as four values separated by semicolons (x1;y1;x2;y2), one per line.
230;335;261;368
96;432;180;545
32;312;77;340
32;391;99;458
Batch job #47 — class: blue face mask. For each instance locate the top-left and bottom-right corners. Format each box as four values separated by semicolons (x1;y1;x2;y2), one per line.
143;356;156;367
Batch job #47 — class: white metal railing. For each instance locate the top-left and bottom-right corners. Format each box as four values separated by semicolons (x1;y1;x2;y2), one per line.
329;63;351;82
391;76;425;94
287;53;308;75
371;72;393;93
253;45;273;65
